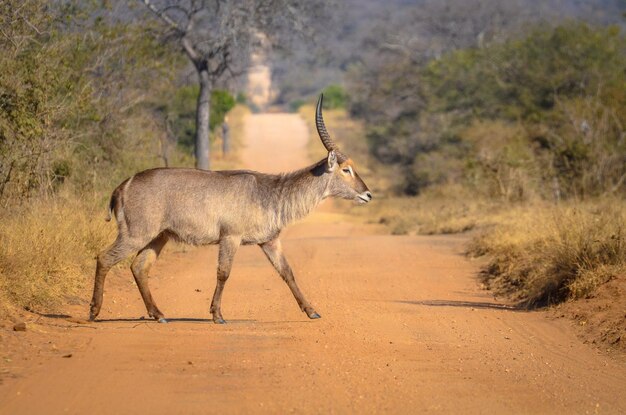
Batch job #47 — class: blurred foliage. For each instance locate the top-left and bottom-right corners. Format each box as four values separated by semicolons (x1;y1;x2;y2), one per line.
0;0;189;205
211;90;236;130
322;84;348;109
235;92;247;104
348;22;626;199
422;23;625;122
167;87;236;152
0;1;247;314
166;86;198;152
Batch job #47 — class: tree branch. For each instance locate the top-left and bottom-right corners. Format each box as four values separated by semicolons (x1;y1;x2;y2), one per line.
182;36;201;63
140;0;183;33
139;0;203;65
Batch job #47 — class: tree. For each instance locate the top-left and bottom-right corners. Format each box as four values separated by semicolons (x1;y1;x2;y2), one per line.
0;0;182;204
348;19;626;198
140;0;326;170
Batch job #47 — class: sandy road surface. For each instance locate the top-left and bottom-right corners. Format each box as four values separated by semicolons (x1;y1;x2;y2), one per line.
1;113;626;414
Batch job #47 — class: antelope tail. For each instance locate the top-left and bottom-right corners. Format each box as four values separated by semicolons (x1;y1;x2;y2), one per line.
105;193;116;222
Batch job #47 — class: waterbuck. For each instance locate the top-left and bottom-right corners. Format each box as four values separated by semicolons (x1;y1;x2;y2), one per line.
89;94;372;324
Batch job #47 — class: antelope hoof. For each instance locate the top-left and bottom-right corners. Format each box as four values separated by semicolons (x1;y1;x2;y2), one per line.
88;309;99;321
149;310;164;321
306;310;321;319
214;318;226;324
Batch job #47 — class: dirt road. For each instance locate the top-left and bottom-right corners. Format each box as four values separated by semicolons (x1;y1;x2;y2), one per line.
1;113;626;414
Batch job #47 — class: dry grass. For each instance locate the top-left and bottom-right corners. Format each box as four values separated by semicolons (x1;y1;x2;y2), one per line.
468;199;626;307
0;105;249;318
362;184;506;235
0;192;115;316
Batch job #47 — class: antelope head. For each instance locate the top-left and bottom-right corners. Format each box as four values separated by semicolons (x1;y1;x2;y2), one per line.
316;94;372;204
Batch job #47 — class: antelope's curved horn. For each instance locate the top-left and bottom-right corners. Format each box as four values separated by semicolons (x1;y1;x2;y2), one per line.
316;94;347;162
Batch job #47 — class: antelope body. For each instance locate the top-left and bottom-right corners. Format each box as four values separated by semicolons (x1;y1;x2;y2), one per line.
89;94;372;323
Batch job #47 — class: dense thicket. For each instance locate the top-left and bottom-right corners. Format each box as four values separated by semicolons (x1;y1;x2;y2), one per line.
0;1;243;313
348;22;626;199
271;0;625;110
0;0;186;206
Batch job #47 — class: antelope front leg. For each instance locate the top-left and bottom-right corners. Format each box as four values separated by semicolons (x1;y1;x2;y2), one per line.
260;238;320;319
210;235;241;324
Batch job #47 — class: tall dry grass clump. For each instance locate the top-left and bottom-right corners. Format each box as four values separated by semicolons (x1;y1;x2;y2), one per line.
470;200;626;307
0;194;114;315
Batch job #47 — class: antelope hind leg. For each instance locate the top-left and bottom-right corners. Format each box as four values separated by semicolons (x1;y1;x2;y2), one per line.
131;233;169;322
90;237;140;321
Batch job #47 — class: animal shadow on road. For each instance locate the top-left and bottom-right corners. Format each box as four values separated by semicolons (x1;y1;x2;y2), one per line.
38;313;220;323
39;313;72;319
93;317;257;324
40;313;323;325
396;299;526;312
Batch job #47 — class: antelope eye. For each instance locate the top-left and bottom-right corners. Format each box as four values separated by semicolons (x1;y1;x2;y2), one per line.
342;168;351;174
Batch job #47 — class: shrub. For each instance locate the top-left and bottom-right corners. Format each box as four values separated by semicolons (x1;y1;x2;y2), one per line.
0;1;189;316
348;22;626;199
0;194;114;315
322;84;348;109
470;200;626;307
210;90;236;131
0;0;185;205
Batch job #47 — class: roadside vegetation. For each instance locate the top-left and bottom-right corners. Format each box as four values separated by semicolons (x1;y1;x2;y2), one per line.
468;200;626;307
328;19;625;349
0;1;243;317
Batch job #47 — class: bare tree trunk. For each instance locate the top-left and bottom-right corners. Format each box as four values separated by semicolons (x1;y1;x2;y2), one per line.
222;116;230;156
159;120;171;168
195;69;211;170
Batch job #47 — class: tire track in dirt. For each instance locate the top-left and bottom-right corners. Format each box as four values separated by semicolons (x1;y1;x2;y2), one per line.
1;112;626;414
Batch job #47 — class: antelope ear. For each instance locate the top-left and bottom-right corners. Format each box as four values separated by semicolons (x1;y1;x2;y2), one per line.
327;150;337;170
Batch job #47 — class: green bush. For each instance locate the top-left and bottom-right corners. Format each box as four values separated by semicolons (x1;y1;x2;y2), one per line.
0;0;186;204
167;87;236;152
210;90;236;131
322;84;348;109
348;22;626;198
